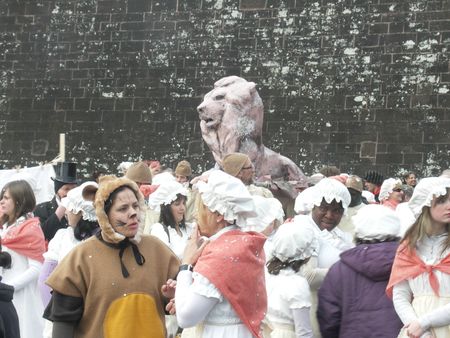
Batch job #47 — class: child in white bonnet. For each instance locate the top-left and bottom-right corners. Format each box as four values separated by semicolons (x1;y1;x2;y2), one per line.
265;223;318;338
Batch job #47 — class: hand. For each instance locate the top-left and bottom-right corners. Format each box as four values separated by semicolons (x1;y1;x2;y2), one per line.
405;321;425;338
165;298;176;315
161;279;177;299
182;224;209;265
55;205;66;220
190;173;210;187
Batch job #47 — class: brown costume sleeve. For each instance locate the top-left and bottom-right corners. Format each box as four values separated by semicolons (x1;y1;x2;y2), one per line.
45;244;88;298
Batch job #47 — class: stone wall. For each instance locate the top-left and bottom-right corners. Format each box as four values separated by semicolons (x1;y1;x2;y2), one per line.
0;0;449;178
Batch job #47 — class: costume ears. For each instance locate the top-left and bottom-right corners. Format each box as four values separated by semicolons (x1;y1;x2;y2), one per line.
82;184;98;202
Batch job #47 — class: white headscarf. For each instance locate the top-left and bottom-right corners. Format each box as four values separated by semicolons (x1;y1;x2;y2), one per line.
152;172;176;186
379;178;403;201
243;196;284;232
147;180;187;212
61;181;98;222
196;170;256;227
308;178;351;211
353;204;400;241
271;223;318;262
408;177;450;220
294;186;317;214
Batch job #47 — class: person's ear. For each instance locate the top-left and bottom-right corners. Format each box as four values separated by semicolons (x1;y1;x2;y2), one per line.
216;214;224;223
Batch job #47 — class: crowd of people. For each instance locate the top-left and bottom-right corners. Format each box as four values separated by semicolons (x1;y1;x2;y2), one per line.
0;156;449;338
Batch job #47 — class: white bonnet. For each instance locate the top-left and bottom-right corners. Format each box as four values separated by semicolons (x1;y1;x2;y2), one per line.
309;178;351;211
294;186;316;214
408;177;450;219
243;196;284;232
147;180;187;212
353;204;400;241
271;223;318;262
152;172;176;186
61;181;97;222
196;170;256;227
379;178;403;201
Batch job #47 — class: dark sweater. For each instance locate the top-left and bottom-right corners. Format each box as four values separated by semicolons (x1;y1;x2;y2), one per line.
317;241;402;338
0;278;20;338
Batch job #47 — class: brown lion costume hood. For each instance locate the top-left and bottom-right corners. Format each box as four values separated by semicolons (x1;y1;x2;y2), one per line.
83;175;146;244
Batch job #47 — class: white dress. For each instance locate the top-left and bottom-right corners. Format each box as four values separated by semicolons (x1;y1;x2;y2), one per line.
294;214;353;338
190;273;253;338
177;226;255;338
42;227;82;338
151;222;193;337
265;269;313;338
44;227;81;262
150;222;193;259
393;234;450;338
0;221;44;338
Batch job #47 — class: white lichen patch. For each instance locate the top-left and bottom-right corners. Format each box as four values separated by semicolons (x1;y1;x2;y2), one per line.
344;48;358;55
403;40;416;49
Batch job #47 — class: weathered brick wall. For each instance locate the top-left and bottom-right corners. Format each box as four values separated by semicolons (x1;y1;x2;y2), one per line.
0;0;449;178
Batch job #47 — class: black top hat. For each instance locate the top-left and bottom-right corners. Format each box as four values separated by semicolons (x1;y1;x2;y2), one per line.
53;162;77;184
364;170;384;186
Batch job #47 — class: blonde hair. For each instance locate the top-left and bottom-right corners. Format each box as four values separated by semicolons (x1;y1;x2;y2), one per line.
402;188;450;253
196;196;217;229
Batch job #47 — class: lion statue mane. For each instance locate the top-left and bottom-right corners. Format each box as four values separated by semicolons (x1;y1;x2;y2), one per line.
197;76;307;187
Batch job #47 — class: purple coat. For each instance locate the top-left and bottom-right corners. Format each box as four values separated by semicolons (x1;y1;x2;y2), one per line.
317;241;402;338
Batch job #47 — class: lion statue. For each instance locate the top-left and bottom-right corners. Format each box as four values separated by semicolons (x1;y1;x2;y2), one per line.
197;76;307;189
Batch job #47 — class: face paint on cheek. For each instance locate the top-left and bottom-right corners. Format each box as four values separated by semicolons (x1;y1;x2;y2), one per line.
115;220;127;227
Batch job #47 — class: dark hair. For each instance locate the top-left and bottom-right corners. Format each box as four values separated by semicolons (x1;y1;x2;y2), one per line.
266;256;309;275
354;236;400;245
0;244;11;269
104;185;137;215
319;166;340;177
402;171;416;183
159;194;187;230
74;219;99;241
0;180;36;224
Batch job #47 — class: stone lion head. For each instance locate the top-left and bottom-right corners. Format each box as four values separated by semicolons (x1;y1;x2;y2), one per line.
197;76;264;165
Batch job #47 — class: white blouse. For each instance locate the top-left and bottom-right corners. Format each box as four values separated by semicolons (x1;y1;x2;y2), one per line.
266;269;312;323
393;234;450;333
150;222;193;259
44;227;80;262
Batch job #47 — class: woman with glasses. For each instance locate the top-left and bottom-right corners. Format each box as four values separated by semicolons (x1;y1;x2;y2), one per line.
379;178;405;210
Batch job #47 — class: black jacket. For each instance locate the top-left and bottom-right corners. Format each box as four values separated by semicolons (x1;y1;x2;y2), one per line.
34;196;68;241
0;278;20;338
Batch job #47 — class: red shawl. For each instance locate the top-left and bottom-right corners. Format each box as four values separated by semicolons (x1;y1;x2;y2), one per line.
386;242;450;298
194;230;267;338
1;217;46;263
